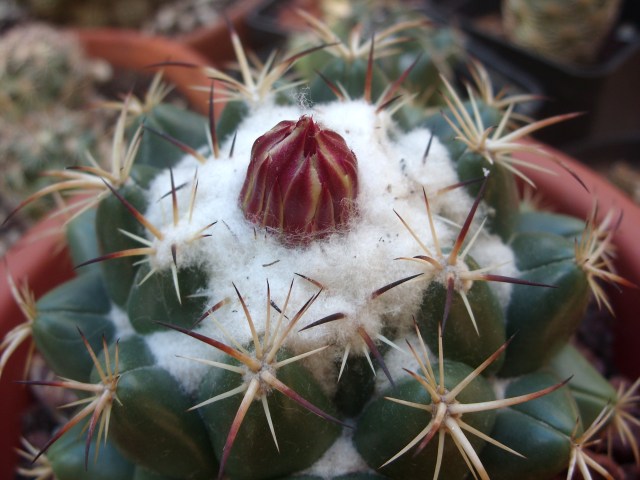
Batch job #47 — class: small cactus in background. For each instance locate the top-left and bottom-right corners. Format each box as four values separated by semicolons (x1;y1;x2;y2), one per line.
2;4;639;480
287;2;464;110
0;23;111;220
502;0;623;64
0;23;104;116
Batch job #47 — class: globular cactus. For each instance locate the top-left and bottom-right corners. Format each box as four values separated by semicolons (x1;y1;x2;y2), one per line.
502;0;623;64
3;8;639;480
0;23;106;117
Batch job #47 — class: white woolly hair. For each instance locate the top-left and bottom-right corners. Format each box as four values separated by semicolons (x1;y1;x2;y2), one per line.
134;98;517;395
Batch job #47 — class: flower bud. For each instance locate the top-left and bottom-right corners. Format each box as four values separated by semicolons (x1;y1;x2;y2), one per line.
239;116;358;244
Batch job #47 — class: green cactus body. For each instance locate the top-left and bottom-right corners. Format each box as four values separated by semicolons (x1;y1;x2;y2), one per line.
548;344;618;427
108;365;218;480
457;155;521;239
95;183;149;307
500;231;591;376
216;100;250;144
515;210;587;239
394;28;463;108
309;58;389;104
130;104;210;170
417;254;507;374
47;423;135;480
127;263;209;333
355;360;497;479
6;8;636;480
32;272;114;382
66;209;102;275
132;468;181;480
480;372;581;479
333;354;377;417
198;353;341;480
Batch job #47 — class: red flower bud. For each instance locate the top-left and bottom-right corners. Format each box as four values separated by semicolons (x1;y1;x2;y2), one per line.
239;116;359;244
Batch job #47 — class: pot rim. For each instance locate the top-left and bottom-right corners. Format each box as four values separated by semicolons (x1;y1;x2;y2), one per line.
73;27;217;115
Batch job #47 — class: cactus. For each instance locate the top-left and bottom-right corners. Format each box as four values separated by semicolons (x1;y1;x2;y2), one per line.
0;23;111;219
502;0;623;64
3;7;639;480
287;3;464;112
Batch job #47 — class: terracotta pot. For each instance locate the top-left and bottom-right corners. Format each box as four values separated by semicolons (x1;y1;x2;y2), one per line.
75;28;215;115
21;0;260;69
179;0;264;65
246;0;325;45
516;142;640;379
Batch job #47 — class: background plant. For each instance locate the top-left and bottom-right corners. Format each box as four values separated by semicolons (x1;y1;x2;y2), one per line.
0;23;112;226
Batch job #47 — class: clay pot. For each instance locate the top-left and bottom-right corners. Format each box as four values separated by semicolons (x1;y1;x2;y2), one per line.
18;0;261;69
179;0;264;65
75;28;214;114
